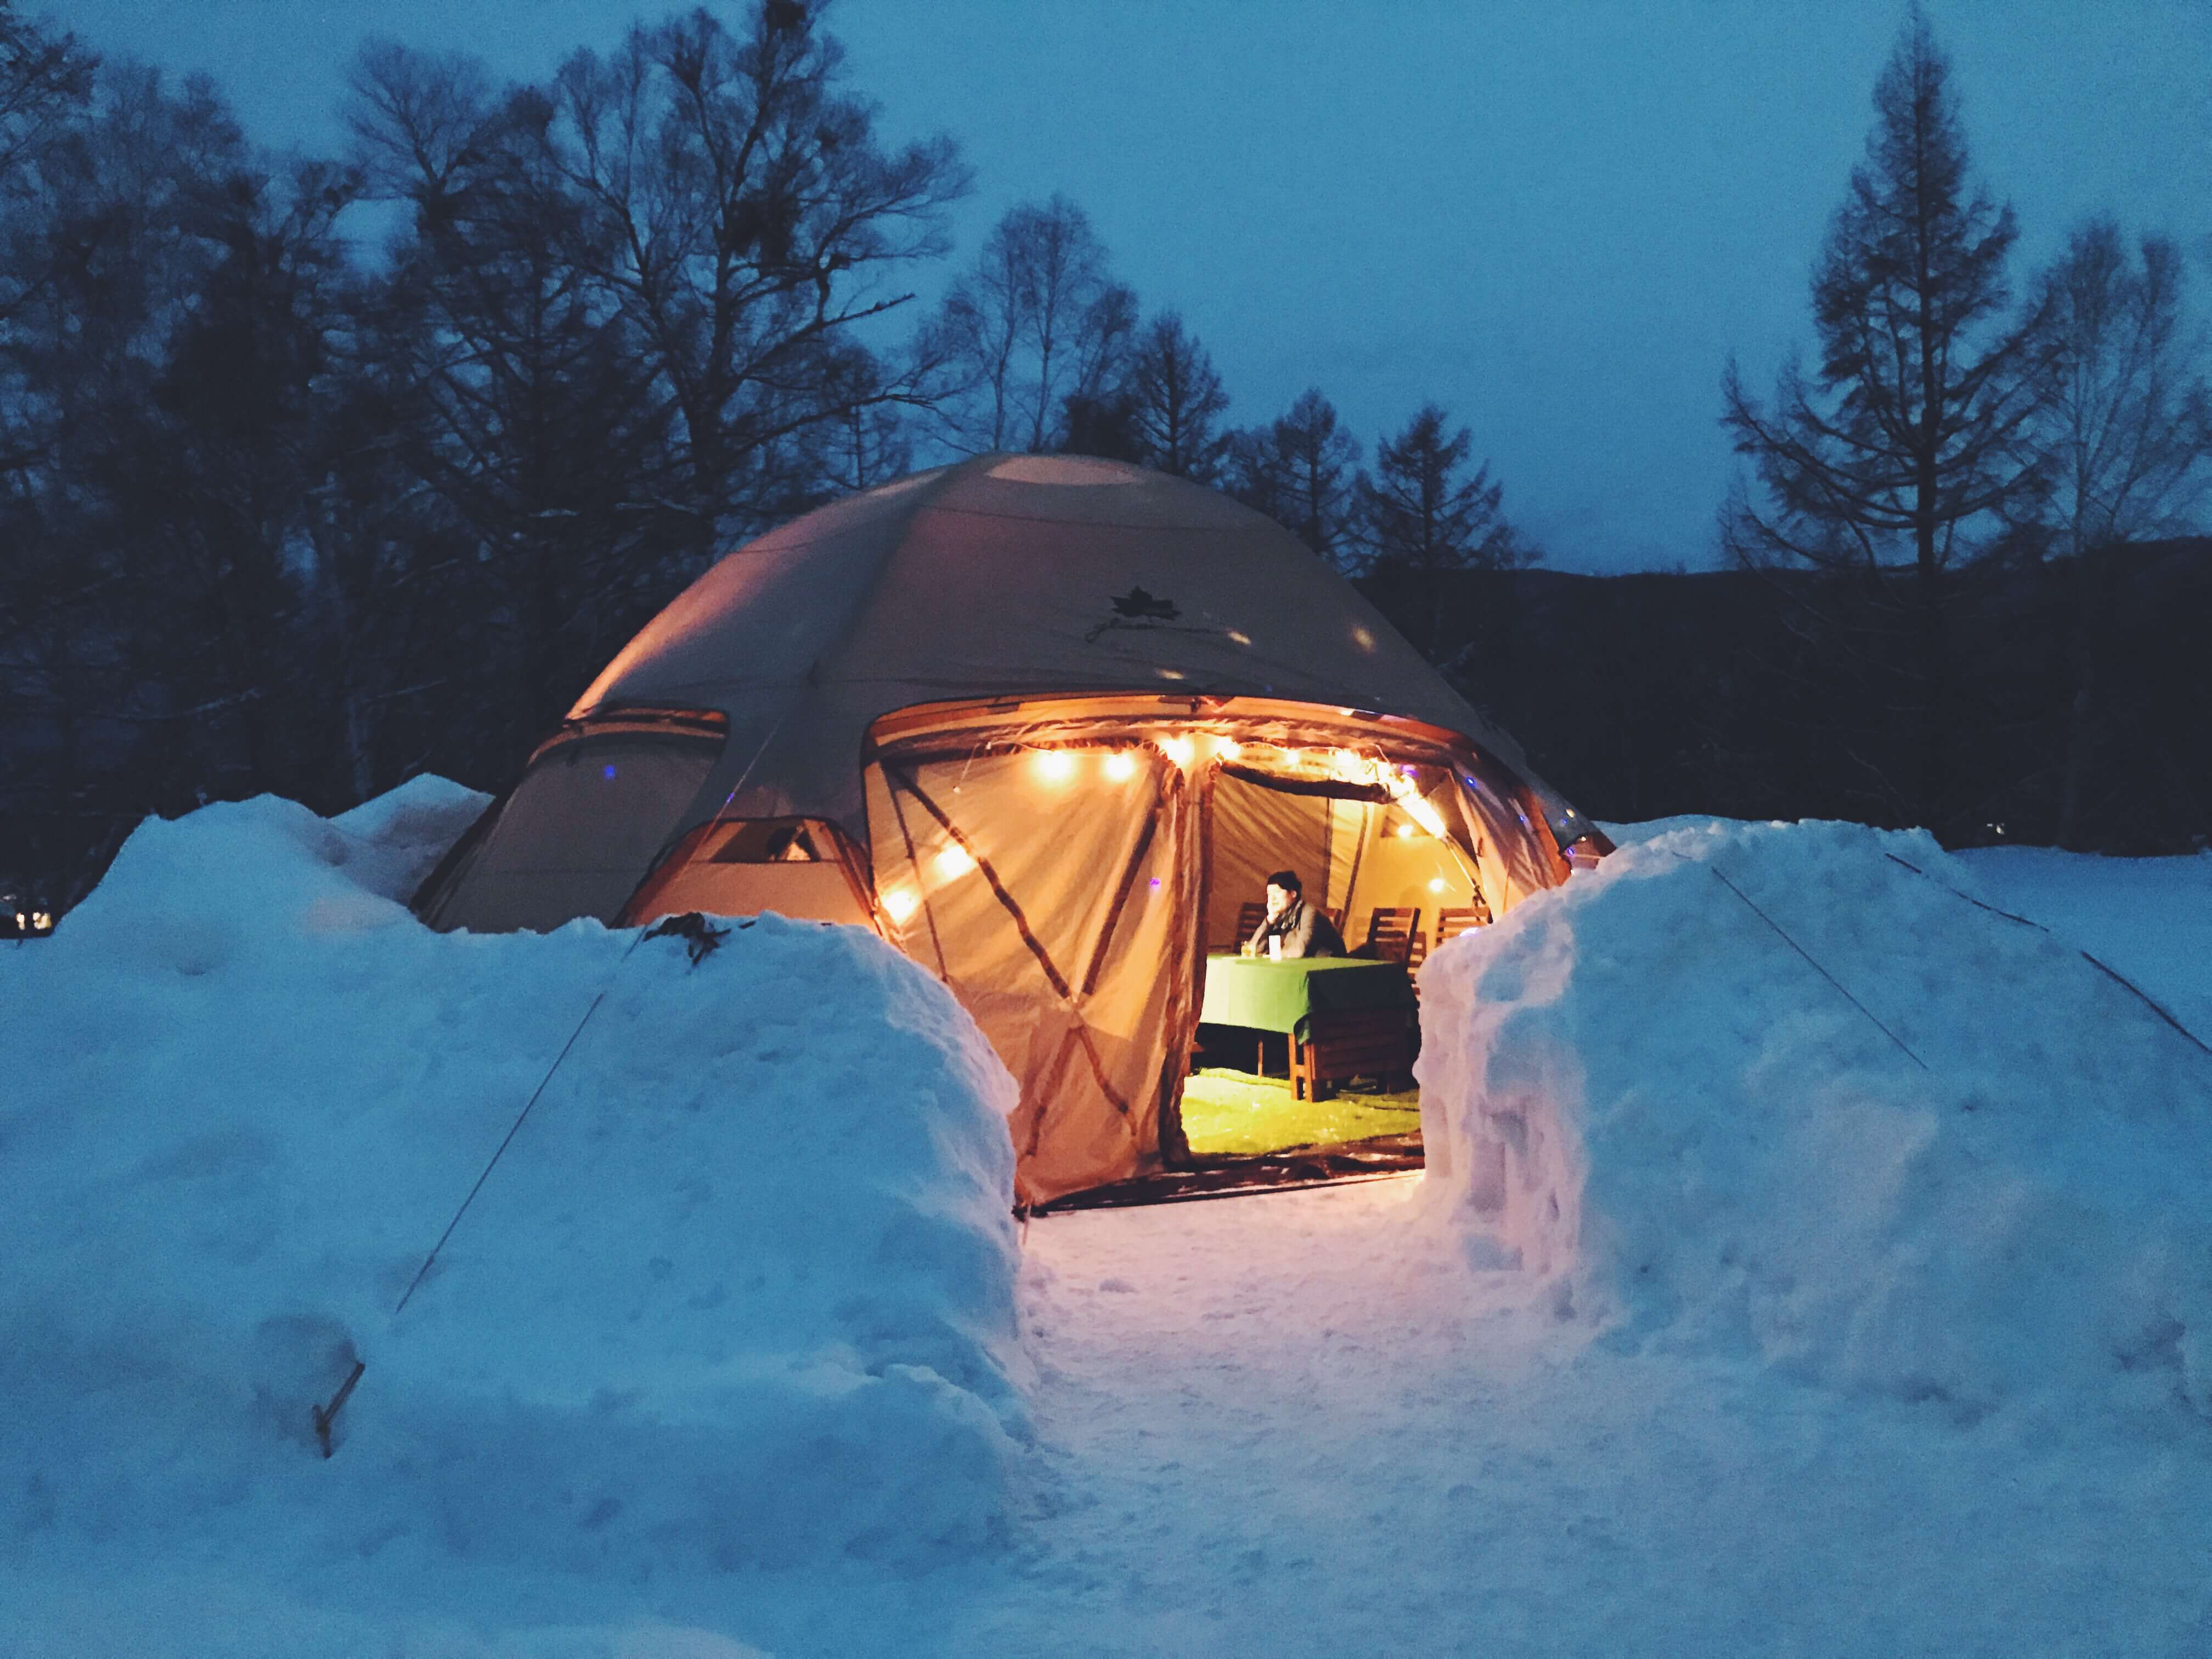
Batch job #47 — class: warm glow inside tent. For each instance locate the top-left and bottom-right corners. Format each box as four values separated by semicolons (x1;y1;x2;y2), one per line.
414;455;1601;1202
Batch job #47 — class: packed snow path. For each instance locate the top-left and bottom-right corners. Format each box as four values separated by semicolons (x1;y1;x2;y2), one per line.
963;1181;2212;1657
10;1176;2206;1656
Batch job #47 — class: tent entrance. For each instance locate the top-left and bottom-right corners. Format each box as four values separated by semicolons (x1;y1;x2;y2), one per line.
865;732;1199;1206
865;699;1543;1205
1182;759;1489;1166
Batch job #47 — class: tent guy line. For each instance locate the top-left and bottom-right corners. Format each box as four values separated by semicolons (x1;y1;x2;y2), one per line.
391;929;655;1317
1694;858;1930;1071
1883;851;2212;1065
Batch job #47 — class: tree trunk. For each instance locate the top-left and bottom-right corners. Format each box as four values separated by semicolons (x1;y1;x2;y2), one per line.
2055;539;2120;849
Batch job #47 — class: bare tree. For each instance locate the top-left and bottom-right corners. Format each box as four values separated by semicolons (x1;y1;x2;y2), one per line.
1722;10;2047;831
931;192;1134;453
1228;387;1361;566
544;3;966;542
0;0;93;517
349;41;680;737
0;1;92;194
2028;218;2212;844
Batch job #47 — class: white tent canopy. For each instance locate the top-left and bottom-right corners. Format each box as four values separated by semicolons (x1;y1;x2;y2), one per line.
417;455;1594;1200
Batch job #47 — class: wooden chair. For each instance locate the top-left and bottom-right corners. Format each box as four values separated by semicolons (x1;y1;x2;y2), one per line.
1356;906;1421;967
1294;1007;1417;1102
1233;900;1267;951
1435;903;1491;944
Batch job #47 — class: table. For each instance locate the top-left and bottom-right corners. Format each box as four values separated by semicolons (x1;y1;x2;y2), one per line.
1199;954;1415;1039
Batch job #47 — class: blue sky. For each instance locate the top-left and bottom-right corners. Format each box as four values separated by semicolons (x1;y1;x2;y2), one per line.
42;0;2212;572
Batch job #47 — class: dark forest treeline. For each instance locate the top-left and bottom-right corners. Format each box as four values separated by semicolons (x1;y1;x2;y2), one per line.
3;1;2208;912
1366;538;2212;856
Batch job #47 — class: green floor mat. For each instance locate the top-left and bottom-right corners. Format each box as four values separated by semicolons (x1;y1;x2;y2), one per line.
1180;1068;1422;1157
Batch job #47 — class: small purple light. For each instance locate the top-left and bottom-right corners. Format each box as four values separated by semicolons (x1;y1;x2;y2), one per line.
1148;877;1161;890
602;764;617;780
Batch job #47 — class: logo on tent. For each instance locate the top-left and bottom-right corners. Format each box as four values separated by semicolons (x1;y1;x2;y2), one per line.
1086;586;1186;643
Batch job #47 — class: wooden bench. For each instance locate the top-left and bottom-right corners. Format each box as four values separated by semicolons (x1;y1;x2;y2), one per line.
1293;1006;1417;1102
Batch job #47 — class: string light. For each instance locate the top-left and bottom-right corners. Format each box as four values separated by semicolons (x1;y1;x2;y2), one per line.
881;887;919;924
1103;751;1137;781
1216;737;1243;761
1161;735;1195;769
933;844;975;879
1428;877;1448;893
1402;794;1451;839
1033;749;1075;782
1394;822;1417;840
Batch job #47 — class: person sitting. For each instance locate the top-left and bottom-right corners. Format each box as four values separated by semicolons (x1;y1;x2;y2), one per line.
1243;869;1344;960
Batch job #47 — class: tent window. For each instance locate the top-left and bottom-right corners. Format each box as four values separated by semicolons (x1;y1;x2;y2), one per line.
415;720;725;934
709;819;824;863
620;816;875;929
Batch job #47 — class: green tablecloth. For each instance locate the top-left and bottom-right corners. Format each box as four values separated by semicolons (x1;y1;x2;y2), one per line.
1199;954;1415;1037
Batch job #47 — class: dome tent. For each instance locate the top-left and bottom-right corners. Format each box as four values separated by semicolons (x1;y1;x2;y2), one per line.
415;454;1602;1203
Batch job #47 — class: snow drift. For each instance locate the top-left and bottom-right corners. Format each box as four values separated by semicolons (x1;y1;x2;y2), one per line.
0;782;1025;1578
1417;817;2212;1423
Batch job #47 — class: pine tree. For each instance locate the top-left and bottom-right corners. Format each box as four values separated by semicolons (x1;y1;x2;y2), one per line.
1122;311;1229;481
1357;404;1525;573
1228;388;1361;568
1722;9;2047;831
1356;403;1533;658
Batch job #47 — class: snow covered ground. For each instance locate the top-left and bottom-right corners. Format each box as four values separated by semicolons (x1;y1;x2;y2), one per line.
1;786;1026;1654
4;799;2209;1656
1958;841;2212;1044
1417;817;2212;1424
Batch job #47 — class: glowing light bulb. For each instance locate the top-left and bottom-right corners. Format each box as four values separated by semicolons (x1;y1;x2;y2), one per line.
1428;877;1447;893
933;844;975;879
1283;749;1305;766
1104;751;1137;781
1033;749;1075;782
1161;735;1195;769
881;887;919;924
1394;822;1416;840
1216;737;1243;761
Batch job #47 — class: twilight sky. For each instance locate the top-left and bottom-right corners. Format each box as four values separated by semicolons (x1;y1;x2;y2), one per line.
41;0;2212;572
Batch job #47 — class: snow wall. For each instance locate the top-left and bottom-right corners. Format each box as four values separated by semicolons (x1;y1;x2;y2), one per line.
0;782;1026;1576
1417;817;2212;1424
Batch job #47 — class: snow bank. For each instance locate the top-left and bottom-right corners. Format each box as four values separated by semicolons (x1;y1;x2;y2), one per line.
1418;817;2212;1424
0;787;1024;1582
